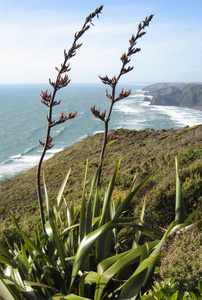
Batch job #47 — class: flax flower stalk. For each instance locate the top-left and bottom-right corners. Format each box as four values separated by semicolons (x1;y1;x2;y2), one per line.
94;14;154;186
36;6;103;232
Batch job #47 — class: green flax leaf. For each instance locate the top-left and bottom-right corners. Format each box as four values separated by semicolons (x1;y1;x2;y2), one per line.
141;221;176;293
62;294;91;300
43;172;53;219
0;243;13;260
70;220;118;290
45;219;67;272
99;159;121;227
113;172;154;220
175;157;184;224
56;167;71;211
0;256;17;268
80;160;88;242
94;241;157;300
0;279;19;300
132;198;146;248
84;271;97;284
119;254;161;300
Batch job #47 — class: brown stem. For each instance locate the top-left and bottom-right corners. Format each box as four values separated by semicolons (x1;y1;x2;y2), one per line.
36;5;103;232
97;85;116;186
96;14;153;187
36;88;57;232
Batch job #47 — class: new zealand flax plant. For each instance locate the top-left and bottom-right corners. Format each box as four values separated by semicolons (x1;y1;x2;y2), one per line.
0;159;201;299
90;14;154;186
36;5;103;232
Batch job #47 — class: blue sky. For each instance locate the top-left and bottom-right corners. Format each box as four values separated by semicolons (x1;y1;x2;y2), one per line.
0;0;202;84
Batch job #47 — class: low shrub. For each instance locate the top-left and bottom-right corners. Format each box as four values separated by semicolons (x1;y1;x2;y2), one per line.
159;226;202;295
2;226;23;247
140;277;202;299
145;159;202;229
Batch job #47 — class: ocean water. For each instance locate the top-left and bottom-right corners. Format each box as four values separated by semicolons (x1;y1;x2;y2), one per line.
0;83;202;180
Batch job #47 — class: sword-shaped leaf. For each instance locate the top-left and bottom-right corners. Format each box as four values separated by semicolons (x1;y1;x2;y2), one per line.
94;241;158;300
119;253;160;299
141;220;176;293
0;256;17;268
70;220;119;289
99;160;121;227
113;172;154;220
45;219;67;272
0;279;19;300
43;172;53;219
175;157;184;224
80;160;88;242
132;198;146;248
56;168;71;211
0;243;13;260
61;294;91;300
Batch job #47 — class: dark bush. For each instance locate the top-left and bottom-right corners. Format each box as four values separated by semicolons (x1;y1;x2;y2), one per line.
159;226;202;295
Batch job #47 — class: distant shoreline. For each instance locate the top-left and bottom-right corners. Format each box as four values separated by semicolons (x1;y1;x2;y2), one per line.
145;98;202;112
142;82;202;112
191;106;202;111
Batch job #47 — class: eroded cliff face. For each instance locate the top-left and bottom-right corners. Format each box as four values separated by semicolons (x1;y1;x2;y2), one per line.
143;83;202;109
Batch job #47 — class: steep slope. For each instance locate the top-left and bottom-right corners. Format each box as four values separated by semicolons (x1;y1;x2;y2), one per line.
0;125;202;243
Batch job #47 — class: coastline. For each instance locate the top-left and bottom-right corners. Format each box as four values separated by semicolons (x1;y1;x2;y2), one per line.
191;106;202;111
1;83;202;181
1;124;202;183
142;82;202;111
143;94;202;112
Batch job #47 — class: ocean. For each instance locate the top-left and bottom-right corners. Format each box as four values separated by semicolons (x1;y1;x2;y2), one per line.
0;83;202;180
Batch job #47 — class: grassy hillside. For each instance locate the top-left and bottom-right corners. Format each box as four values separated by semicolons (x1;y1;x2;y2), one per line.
0;125;202;244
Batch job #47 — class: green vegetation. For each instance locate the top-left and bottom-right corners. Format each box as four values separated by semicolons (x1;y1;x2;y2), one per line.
0;125;201;298
0;5;202;299
140;277;202;299
0;158;201;299
143;83;202;109
1;125;201;240
160;227;202;294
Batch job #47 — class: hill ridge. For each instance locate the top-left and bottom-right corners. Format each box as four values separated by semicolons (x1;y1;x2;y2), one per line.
0;125;201;239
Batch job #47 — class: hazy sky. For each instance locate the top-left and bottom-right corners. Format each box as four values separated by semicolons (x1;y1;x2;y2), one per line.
0;0;202;84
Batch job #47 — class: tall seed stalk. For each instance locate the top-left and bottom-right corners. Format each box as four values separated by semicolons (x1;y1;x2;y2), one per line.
91;14;154;186
36;6;103;232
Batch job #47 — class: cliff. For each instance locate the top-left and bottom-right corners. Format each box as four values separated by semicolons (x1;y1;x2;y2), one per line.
143;83;202;110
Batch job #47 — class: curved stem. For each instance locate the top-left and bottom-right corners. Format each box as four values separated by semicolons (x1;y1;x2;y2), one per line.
97;85;116;186
36;5;103;232
36;89;57;232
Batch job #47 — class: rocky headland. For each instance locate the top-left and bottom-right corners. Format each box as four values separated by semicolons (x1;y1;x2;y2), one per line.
143;83;202;110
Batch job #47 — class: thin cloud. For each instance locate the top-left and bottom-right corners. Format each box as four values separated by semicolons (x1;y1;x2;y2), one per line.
0;2;201;83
